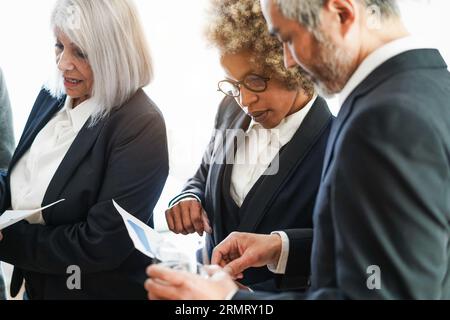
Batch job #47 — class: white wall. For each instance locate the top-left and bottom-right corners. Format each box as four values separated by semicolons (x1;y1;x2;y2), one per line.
0;0;449;233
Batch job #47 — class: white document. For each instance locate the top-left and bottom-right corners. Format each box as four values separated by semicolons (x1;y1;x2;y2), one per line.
0;199;66;230
113;200;191;263
113;200;164;259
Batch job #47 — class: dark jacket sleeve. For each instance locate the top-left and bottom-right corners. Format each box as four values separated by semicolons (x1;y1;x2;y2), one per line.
278;229;313;287
250;230;313;292
0;68;15;170
0;110;169;275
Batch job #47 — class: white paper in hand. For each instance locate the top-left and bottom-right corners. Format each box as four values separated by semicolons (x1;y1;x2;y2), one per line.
0;199;66;230
113;200;165;259
112;200;191;264
114;200;205;275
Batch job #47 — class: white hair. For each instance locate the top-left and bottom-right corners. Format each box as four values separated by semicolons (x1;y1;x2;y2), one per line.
46;0;153;124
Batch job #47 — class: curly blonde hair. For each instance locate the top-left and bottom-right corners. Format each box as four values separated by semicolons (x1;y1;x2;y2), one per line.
205;0;313;94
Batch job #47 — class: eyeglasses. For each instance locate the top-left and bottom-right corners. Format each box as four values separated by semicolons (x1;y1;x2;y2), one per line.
217;74;271;98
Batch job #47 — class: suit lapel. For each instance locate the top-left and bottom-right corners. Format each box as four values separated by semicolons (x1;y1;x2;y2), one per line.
209;109;250;243
221;160;241;226
321;96;355;180
10;97;65;170
238;97;332;233
42;118;106;218
8;90;106;215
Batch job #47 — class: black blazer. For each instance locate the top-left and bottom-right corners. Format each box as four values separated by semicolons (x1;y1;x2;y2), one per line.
171;96;333;291
0;88;169;300
235;49;450;300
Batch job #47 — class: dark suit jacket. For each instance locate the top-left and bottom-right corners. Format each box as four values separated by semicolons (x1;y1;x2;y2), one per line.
0;88;169;300
171;96;333;291
235;49;450;300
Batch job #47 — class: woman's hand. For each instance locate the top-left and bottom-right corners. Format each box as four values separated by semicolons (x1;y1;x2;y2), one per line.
165;199;212;236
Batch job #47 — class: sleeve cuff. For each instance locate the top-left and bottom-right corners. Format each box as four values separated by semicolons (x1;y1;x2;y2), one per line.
224;287;240;300
267;231;289;274
168;193;202;208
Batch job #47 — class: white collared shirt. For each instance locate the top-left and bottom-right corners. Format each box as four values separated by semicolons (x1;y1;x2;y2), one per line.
272;36;433;276
230;94;318;207
10;96;96;225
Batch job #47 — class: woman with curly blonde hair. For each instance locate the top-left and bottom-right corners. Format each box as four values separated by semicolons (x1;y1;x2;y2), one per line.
164;0;333;292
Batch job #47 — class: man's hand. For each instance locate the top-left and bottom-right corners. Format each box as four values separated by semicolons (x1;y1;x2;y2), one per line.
165;199;212;236
145;265;238;300
0;231;2;241
212;232;282;279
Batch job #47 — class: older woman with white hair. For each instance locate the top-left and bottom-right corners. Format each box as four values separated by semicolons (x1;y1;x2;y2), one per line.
0;0;169;300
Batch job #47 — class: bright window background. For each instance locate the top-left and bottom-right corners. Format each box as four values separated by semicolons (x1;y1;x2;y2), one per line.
0;0;450;262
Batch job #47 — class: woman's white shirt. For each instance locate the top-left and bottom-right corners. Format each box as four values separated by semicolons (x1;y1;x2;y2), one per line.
10;96;96;224
230;94;318;207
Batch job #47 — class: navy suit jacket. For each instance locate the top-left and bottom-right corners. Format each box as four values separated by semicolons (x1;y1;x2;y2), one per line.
235;49;450;300
0;88;169;300
172;96;333;291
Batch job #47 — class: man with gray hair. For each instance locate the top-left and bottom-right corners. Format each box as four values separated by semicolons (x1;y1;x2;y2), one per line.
145;0;450;300
0;67;14;300
275;0;399;33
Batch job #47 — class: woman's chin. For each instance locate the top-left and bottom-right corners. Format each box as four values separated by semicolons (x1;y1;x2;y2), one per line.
259;118;279;130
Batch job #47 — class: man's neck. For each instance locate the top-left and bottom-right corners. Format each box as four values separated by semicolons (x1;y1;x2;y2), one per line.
356;20;410;67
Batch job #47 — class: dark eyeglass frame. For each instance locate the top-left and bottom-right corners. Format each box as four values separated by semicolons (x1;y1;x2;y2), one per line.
217;74;271;98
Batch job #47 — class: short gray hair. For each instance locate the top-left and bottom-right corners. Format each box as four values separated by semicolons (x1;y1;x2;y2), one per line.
47;0;153;124
274;0;400;31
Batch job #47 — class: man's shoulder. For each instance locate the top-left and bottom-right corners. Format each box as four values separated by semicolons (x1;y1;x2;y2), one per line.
341;73;450;155
358;49;450;108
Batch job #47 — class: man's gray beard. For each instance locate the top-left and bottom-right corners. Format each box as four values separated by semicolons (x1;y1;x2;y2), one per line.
312;77;336;99
300;71;335;99
308;32;355;99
